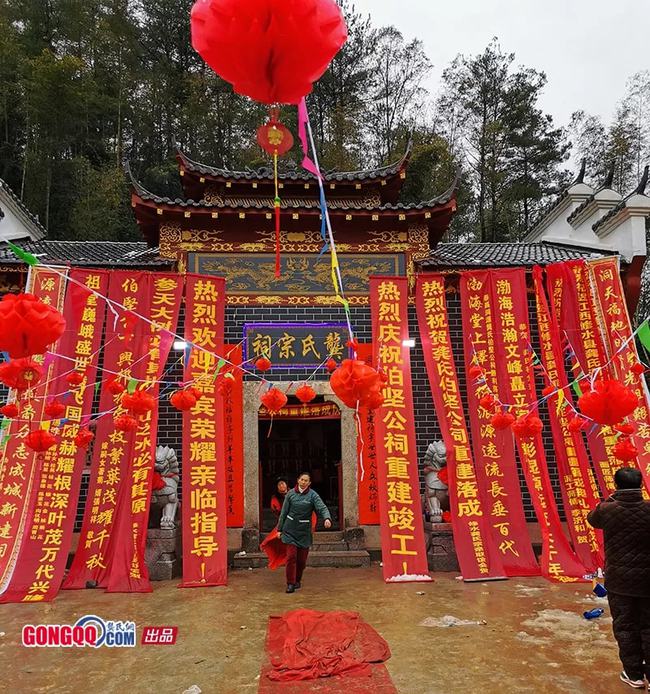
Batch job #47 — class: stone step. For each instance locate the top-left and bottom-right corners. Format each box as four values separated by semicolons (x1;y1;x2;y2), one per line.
311;542;349;552
312;531;344;543
232;549;370;570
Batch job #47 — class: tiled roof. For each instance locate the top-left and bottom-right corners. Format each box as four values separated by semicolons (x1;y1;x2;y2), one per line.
416;242;614;269
0;240;168;267
592;199;627;232
0;179;46;240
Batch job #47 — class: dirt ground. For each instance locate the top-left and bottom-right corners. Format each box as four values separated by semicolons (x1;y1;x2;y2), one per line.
0;566;627;694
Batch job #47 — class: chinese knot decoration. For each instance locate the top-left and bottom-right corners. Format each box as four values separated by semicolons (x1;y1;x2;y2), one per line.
329;359;384;410
0;357;43;391
190;0;348;104
0;292;65;358
578;379;638;426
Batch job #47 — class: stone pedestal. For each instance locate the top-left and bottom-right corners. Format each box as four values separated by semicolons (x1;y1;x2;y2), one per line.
241;527;260;553
424;522;459;572
344;527;365;550
145;528;182;581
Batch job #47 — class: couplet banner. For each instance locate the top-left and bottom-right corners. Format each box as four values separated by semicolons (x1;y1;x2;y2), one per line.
0;270;109;603
370;276;431;583
357;343;379;526
224;344;244;528
459;272;539;576
180;275;228;587
532;267;602;572
488;268;587;582
63;271;155;590
589;258;650;486
0;268;68;595
105;274;183;593
546;261;619;494
416;275;505;580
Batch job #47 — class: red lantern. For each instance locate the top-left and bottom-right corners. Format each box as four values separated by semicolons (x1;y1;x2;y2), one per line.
613;438;638;463
615;422;636;435
44;399;66;419
468;365;484;380
75;428;95;448
330;359;383;410
261;387;288;413
105;377;125;396
479;394;496;411
0;292;65;358
0;358;43;391
257;115;294;156
631;362;646;376
491;411;515;431
114;414;138;432
66;371;85;387
170;389;198;412
296;384;317;404
326;358;337;373
512;414;544;439
256;357;272;372
122;390;156;416
0;403;19;419
191;0;348;105
366;390;384;410
541;385;555;397
25;428;58;452
568;416;587;433
578;379;639;426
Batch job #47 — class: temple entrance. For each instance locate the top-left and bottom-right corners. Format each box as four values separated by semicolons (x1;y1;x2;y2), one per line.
258;400;342;533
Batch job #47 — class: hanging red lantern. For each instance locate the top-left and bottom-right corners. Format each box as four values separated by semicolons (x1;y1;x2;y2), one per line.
330;359;383;410
257;115;294;157
468;365;484;380
25;428;58;452
0;357;43;391
326;358;337;374
170;389;198;412
191;0;348;105
479;393;496;411
0;292;66;358
295;384;317;404
66;371;85;387
578;379;639;426
44;399;66;419
491;411;515;431
75;428;95;448
0;403;19;419
256;357;272;372
261;387;288;414
613;437;638;463
631;362;646;376
114;414;138;432
105;377;125;396
541;385;555;397
615;422;636;435
512;414;544;439
121;390;156;416
568;416;588;433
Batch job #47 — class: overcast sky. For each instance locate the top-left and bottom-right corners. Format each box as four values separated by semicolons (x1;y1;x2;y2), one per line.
352;0;650;130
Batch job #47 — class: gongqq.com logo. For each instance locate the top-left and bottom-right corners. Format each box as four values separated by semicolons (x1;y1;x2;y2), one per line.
22;615;136;648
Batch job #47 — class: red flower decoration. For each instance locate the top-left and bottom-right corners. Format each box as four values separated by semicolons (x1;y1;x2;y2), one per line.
74;428;95;448
114;414;138;432
330;358;383;410
25;428;58;452
631;362;646;375
256;357;272;372
613;438;638;463
44;399;66;419
578;379;639;426
261;387;288;413
0;292;65;358
0;403;19;419
0;358;43;391
295;384;317;404
615;423;636;436
512;414;544;439
326;358;337;373
121;390;156;416
468;365;484;380
491;411;515;430
170;389;198;412
105;377;125;396
66;371;85;387
191;0;348;104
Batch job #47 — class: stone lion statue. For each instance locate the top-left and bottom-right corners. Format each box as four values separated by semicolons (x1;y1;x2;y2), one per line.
422;440;449;523
150;445;180;529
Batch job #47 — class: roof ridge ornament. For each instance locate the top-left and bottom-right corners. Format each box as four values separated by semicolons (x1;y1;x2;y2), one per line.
603;160;616;189
575;158;587;184
633;165;649;196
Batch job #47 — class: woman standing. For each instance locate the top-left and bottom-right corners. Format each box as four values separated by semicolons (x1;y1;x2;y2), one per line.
270;476;288;517
277;472;331;593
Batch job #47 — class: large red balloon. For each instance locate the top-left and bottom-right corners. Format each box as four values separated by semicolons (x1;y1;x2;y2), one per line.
191;0;348;104
0;293;65;358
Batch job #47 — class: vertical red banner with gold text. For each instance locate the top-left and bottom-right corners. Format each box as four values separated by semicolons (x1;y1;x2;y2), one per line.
105;274;182;593
0;268;67;594
370;276;431;583
181;275;228;587
488;268;587;582
459;272;539;576
224;344;244;528
532;267;602;572
589;258;650;487
546;261;619;495
63;271;155;589
0;270;109;603
357;343;379;525
416;275;505;580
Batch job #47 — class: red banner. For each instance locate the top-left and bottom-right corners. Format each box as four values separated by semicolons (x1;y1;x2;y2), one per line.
532;267;602;572
105;274;182;593
546;261;619;494
0;270;109;602
259;402;340;420
589;258;650;486
180;274;228;587
0;268;67;595
63;271;157;590
357;343;379;525
488;268;586;581
224;344;244;528
416;275;505;580
370;276;431;583
459;272;539;576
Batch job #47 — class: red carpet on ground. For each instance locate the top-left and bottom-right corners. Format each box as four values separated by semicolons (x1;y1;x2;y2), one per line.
258;609;396;693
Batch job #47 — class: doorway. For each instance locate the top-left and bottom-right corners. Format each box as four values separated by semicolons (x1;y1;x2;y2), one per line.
258;403;342;533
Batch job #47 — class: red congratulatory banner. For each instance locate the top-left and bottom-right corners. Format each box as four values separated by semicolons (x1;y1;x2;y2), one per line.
370;276;431;583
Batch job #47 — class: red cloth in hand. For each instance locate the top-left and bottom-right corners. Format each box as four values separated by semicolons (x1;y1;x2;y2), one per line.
266;609;391;682
261;529;287;570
